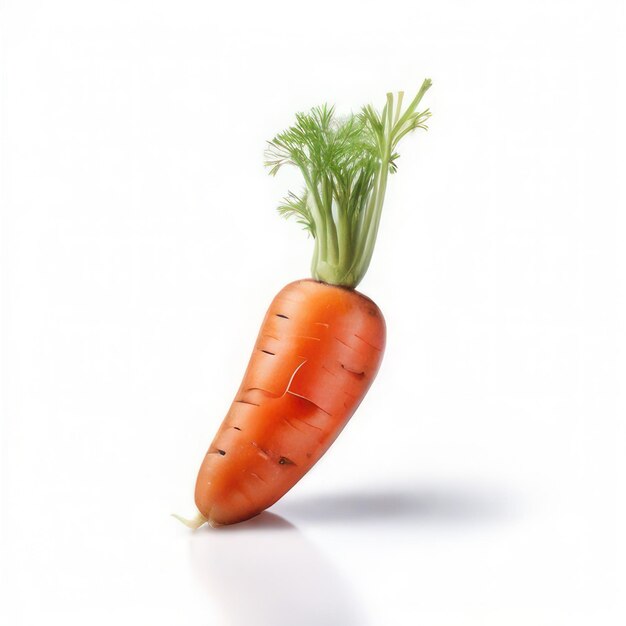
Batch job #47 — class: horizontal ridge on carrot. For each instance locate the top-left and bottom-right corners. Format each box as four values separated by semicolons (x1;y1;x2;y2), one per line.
177;79;432;528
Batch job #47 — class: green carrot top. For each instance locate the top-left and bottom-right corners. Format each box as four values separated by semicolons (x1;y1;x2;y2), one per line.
265;79;432;288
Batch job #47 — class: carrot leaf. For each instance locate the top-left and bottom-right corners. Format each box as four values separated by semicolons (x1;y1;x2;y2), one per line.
265;79;432;288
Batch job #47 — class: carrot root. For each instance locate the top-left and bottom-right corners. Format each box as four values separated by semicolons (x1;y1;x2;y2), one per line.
171;510;208;530
193;279;386;526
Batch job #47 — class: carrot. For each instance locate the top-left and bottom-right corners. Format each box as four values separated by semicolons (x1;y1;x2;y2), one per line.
194;280;385;526
176;80;432;528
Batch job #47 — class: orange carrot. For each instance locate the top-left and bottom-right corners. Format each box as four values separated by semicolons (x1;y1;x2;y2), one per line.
176;81;432;527
195;280;385;526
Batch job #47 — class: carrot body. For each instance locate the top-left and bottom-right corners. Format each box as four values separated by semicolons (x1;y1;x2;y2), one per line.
195;279;385;526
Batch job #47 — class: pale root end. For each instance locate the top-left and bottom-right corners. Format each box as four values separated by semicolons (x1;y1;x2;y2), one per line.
171;510;208;530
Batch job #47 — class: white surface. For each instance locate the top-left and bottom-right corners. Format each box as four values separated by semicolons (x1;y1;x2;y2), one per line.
1;1;625;624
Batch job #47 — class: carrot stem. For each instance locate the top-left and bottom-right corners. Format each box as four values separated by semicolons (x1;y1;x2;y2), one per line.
265;79;432;288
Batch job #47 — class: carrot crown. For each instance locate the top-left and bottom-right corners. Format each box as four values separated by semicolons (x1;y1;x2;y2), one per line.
265;79;432;288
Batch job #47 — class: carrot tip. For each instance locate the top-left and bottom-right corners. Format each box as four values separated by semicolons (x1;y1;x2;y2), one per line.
171;511;208;530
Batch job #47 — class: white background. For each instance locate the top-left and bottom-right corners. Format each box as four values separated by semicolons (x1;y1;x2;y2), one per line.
1;1;625;624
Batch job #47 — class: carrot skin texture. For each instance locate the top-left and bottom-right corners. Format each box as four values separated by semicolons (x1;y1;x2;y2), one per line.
194;279;386;526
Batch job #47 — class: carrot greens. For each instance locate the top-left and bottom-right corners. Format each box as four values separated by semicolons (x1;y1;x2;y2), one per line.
265;79;432;288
